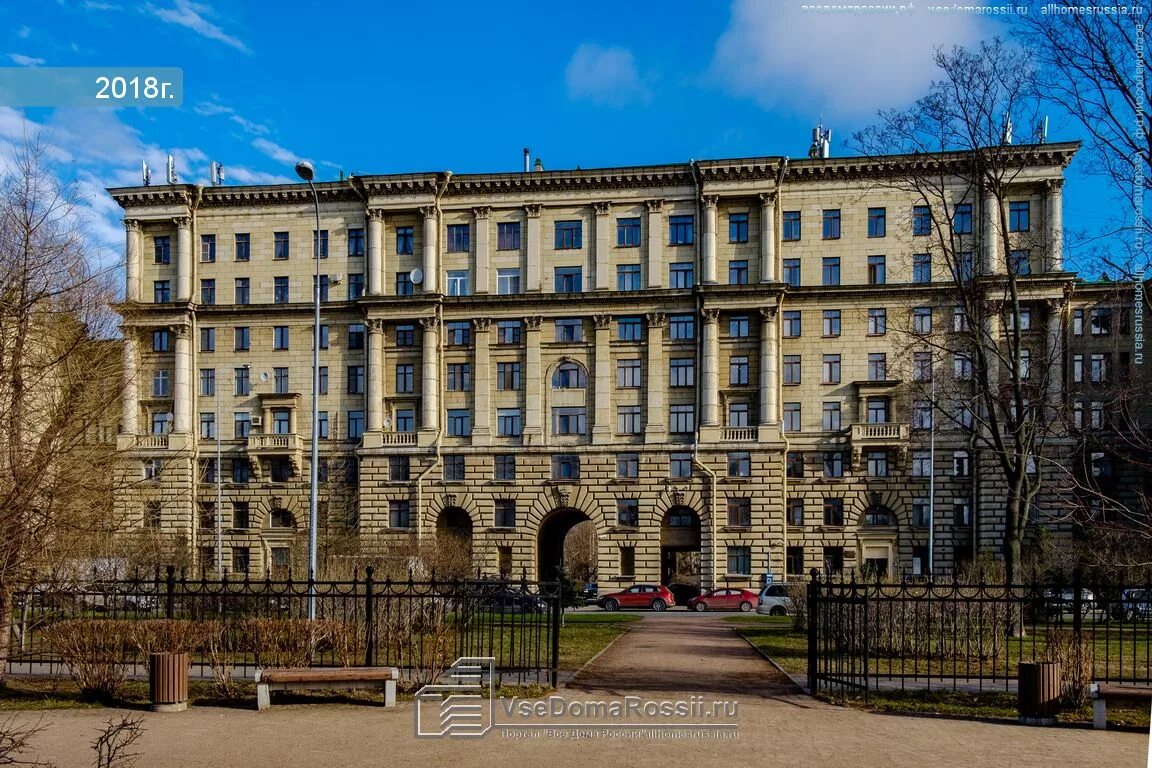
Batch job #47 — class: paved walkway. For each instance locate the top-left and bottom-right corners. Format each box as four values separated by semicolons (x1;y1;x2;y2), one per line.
8;612;1150;768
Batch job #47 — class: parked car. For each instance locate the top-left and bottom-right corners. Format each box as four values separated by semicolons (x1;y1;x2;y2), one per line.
1035;587;1098;621
582;582;599;605
755;584;794;617
477;585;546;614
598;584;675;612
687;588;758;612
667;583;701;606
1115;589;1152;622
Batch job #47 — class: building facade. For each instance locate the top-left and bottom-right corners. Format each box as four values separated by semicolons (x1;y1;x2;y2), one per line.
111;141;1138;589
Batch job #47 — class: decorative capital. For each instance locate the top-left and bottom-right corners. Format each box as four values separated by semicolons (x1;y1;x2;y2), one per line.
701;195;719;209
593;201;612;215
472;206;491;219
1045;296;1067;313
645;312;665;328
367;208;386;222
592;314;612;330
645;199;665;213
419;205;437;220
124;218;141;232
471;317;492;331
365;318;385;334
171;324;190;339
524;204;542;218
1045;178;1065;193
758;191;777;206
524;316;543;330
419;316;440;331
759;305;779;321
173;216;191;229
702;308;720;323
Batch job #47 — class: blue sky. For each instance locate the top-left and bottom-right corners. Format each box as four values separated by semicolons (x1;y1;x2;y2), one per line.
0;0;1134;276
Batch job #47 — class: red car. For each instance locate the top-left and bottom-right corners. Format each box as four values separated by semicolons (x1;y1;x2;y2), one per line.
598;584;676;612
687;588;758;613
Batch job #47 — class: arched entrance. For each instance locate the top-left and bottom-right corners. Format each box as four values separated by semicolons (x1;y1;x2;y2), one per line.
537;507;591;582
436;507;474;576
661;506;701;602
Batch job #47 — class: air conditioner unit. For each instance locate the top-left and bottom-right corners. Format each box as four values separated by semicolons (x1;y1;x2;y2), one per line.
250;416;263;427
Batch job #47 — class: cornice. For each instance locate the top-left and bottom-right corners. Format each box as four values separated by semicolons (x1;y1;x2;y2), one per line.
784;142;1081;183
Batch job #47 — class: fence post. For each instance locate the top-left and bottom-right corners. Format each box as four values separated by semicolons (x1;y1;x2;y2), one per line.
1072;566;1083;644
165;565;176;620
364;566;376;667
807;568;820;696
550;579;562;688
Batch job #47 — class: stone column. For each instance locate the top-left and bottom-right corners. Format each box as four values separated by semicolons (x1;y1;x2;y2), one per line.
759;193;777;282
472;318;492;443
759;307;779;426
645;200;664;288
1046;179;1064;272
366;319;385;432
701;196;718;285
420;316;440;432
983;193;1004;275
701;308;720;426
594;202;611;291
525;205;542;292
367;209;384;296
172;324;191;432
524;316;543;443
644;313;667;439
124;219;142;302
175;216;192;302
421;206;439;293
592;315;612;443
474;207;491;294
121;329;138;434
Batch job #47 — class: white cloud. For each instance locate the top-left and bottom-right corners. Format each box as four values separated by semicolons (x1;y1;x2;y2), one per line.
193;100;269;135
252;137;303;166
221;165;293;185
565;43;649;108
17;26;31;39
83;1;123;9
142;0;250;53
710;0;990;120
8;53;45;67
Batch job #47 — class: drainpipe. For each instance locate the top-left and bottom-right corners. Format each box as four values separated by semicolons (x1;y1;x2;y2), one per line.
772;161;788;583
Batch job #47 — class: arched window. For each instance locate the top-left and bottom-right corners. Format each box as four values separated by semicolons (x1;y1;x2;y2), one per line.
863;506;893;526
269;509;296;528
552;362;587;389
665;507;698;528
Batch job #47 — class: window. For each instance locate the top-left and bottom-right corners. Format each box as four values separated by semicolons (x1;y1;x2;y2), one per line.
783;259;801;286
867;353;887;381
312;274;330;303
867;397;889;424
953;353;973;380
395;409;415;432
552;407;586;435
912;307;933;334
554;318;583;343
617;217;641;247
443;455;465;482
823;310;841;337
1010;249;1031;275
912;451;932;478
1090;353;1110;383
230;232;250;262
787;547;804;577
395;365;414;393
387;326;411;350
150;412;171;435
347;273;365;299
728;452;751;478
730;356;749;386
497;320;521;345
555;220;583;250
497;408;522;437
318;367;328;395
347;411;365;439
913;253;931;283
494;455;516;480
273;326;289;350
867;207;886;238
348;323;365;350
728;260;749;285
199;368;215;397
864;505;892;526
231;547;250;574
200;278;215;305
822;257;840;286
729;315;750;337
317;411;329;440
787;453;805;478
617;264;642;291
1072;354;1084;383
234;367;250;396
954;500;972;527
154;280;171;303
824;452;844;478
1090;308;1113;336
786;498;804;527
913;400;933;430
669;453;693;478
1007;308;1032;331
1090;401;1104;429
617;359;641;388
497;268;521;295
445;270;469;296
669;404;695;434
669;314;695;340
822;354;841;384
273;276;290;304
312;230;329;259
154;236;170;264
912;205;932;236
823;498;845;526
954;204;973;234
555;266;583;293
823;546;845;574
447;363;471;391
494;500;517;528
1009;200;1030;232
782;211;801;241
497;362;521;391
446;321;471;345
152;369;170;397
956;251;975;281
396;225;414;255
234;278;250;305
200;233;216;263
152;329;171;352
729;212;749;243
318;325;329;350
728;403;750;427
822;402;841;431
498;221;521;250
272;410;290;435
783;402;801;432
670;262;695;288
670;358;695;387
727;547;751;576
953;306;970;332
953;451;971;477
447;409;471;436
199;412;215;439
867;255;886;285
274;231;290;260
231;458;251;483
618;317;642;341
669;214;694;245
782;310;801;337
620;547;636;578
552;454;580;480
866;450;889;477
347;227;365;257
616;499;639;527
446;223;470;253
822;209;841;239
233;326;250;352
783;355;801;385
395;272;414;296
274;367;289;394
389;501;411;528
867;308;887;336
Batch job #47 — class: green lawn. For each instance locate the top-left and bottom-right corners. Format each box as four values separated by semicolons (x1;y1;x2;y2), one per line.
558;612;638;670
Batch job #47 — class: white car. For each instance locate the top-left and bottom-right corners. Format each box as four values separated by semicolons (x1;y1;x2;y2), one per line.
755;584;794;616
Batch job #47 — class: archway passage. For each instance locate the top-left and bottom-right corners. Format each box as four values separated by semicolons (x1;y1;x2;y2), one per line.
537;507;591;582
436;507;474;576
661;506;702;603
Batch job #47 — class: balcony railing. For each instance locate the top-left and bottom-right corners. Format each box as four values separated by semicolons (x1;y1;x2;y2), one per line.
137;434;169;449
247;433;302;452
850;422;910;442
721;427;758;442
379;432;417;446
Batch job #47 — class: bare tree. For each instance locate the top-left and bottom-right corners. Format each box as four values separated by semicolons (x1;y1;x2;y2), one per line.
562;520;597;584
91;716;143;768
0;716;53;767
0;138;123;685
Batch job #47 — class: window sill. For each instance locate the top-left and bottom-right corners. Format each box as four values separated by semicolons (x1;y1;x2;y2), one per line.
487;526;517;533
722;525;751;533
611;526;640;534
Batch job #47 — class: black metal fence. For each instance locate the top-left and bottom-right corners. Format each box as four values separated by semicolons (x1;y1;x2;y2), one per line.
8;567;562;687
807;569;1152;701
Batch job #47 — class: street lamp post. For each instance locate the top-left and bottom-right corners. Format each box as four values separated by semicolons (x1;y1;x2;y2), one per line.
295;160;321;620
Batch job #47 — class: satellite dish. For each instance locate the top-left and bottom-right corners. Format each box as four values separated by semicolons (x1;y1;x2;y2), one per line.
260;371;269;382
409;267;424;285
383;417;392;429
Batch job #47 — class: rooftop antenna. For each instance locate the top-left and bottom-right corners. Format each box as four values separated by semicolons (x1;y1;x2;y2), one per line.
809;121;832;159
1038;116;1049;144
210;161;224;186
166;154;178;184
523;147;530;173
1002;114;1014;145
141;160;151;187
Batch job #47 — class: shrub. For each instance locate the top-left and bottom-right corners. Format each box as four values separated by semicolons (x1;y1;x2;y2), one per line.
242;618;332;668
787;582;809;632
42;619;136;701
129;619;209;656
1042;627;1092;708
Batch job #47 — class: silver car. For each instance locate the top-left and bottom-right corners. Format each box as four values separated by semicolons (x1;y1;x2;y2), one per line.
755;584;794;616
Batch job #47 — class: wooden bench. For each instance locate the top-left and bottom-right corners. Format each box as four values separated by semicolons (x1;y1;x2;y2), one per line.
255;667;399;711
1090;683;1152;729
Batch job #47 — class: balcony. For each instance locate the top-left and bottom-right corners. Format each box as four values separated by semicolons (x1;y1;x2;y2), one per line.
721;427;758;442
137;434;169;449
379;432;417;446
247;433;303;453
850;423;909;443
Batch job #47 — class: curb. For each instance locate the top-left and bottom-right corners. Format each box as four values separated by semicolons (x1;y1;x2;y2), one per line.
731;625;809;694
559;622;634;689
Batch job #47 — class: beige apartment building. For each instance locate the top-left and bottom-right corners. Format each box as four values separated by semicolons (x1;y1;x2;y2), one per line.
111;141;1134;590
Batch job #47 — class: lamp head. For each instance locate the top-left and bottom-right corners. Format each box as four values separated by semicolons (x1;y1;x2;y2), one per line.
294;161;315;182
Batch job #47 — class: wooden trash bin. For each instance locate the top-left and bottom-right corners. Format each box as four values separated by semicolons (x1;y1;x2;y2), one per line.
1018;661;1061;725
149;652;190;712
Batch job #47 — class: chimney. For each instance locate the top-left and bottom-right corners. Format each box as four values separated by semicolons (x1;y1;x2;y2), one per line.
523;148;530;173
534;157;544;172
